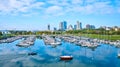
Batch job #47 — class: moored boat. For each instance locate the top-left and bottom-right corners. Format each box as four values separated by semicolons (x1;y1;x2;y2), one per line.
118;53;120;58
28;52;37;55
60;55;73;60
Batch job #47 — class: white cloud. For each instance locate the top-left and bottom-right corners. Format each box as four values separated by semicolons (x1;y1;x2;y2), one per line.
47;0;70;6
84;5;94;14
85;0;96;3
93;2;114;14
0;0;45;15
45;6;63;16
70;1;115;14
0;0;120;16
71;0;83;5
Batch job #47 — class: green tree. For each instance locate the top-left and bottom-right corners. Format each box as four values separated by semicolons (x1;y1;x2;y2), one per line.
0;32;2;36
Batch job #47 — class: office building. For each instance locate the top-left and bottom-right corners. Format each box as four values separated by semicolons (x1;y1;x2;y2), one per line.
63;21;67;30
74;25;77;30
59;21;67;31
76;21;82;30
59;22;63;31
48;24;50;31
86;24;95;29
54;27;57;31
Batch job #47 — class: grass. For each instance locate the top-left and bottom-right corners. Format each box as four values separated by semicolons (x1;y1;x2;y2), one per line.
74;34;120;41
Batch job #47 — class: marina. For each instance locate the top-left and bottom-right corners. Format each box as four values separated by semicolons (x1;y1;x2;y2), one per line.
0;35;120;67
0;0;120;67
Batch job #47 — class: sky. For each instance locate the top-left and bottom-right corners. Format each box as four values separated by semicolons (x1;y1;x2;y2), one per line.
0;0;120;31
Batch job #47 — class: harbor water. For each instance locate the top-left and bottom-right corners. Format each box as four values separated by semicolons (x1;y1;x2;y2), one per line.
0;38;120;67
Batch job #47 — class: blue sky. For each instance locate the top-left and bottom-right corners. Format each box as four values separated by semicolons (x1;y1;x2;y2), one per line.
0;0;120;30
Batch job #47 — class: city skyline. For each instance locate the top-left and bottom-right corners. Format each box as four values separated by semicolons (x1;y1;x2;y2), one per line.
0;0;120;30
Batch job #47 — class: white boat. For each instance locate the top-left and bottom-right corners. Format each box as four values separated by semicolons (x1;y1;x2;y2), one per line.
50;42;61;45
118;53;120;58
16;43;30;47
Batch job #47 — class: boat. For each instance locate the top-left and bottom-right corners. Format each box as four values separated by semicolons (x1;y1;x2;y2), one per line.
28;52;37;55
50;42;61;45
60;55;73;60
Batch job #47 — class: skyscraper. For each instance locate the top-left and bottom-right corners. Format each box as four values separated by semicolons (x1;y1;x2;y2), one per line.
48;24;50;31
59;22;63;31
76;21;82;30
59;21;67;31
63;21;67;31
74;25;77;30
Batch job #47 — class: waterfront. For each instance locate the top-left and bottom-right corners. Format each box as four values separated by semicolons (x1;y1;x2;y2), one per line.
0;38;120;67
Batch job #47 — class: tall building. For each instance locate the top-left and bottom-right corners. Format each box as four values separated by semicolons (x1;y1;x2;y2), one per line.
74;25;77;30
48;24;50;31
63;21;67;30
76;21;82;30
91;25;95;29
59;21;67;31
59;22;63;31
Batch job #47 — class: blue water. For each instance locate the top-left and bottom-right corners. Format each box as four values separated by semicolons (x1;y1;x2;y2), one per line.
0;38;120;67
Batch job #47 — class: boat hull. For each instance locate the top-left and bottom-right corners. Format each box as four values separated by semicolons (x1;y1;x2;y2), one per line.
60;56;73;60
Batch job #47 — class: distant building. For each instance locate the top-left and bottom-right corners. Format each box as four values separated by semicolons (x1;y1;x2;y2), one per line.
59;21;67;31
54;27;57;31
86;24;91;29
74;25;77;30
106;27;112;30
99;26;106;30
63;21;67;30
59;22;63;31
76;21;82;30
0;30;10;34
113;26;119;31
48;24;50;31
91;25;95;29
68;25;73;30
86;24;95;29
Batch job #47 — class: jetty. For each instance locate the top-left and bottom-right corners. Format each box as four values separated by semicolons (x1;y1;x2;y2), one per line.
57;35;99;49
16;36;36;47
42;35;61;47
0;36;23;43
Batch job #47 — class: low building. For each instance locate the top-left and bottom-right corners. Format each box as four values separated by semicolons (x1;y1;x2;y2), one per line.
0;30;11;34
86;24;95;29
68;25;73;30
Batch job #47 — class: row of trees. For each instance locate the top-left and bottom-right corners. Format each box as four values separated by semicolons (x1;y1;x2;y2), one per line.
1;28;120;36
8;30;61;35
66;29;120;35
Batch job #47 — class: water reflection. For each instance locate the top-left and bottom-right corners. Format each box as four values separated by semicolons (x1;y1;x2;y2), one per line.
0;38;120;67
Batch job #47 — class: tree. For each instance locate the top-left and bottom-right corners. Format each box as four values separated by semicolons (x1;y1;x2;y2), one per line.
0;32;2;36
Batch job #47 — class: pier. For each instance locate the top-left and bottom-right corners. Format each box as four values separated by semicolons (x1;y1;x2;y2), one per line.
16;36;36;47
0;36;23;43
42;35;61;47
